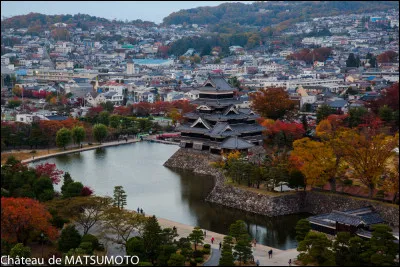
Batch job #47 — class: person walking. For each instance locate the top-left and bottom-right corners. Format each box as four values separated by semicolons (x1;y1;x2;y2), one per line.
204;230;206;237
289;259;292;266
256;259;260;266
137;207;140;213
211;237;214;244
268;249;272;259
140;208;143;214
219;242;222;250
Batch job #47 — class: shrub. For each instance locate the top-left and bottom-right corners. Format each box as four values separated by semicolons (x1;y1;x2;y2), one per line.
10;243;31;258
192;250;203;258
81;234;100;250
189;260;197;266
58;225;82;253
202;248;210;255
203;244;211;249
195;257;204;263
79;242;93;254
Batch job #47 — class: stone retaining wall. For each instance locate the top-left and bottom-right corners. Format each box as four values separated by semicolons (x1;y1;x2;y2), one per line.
164;148;399;227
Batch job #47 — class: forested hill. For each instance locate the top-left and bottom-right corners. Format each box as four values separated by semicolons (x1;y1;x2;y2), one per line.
162;1;399;26
1;13;156;30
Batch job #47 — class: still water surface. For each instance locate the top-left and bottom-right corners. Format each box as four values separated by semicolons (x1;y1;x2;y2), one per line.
33;142;308;249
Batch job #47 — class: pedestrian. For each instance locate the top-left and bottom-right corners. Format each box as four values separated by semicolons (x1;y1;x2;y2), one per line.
219;242;222;250
140;208;143;214
32;155;35;159
125;137;128;142
211;237;214;244
254;239;257;247
289;259;292;266
268;249;272;259
204;230;206;237
137;207;140;213
256;259;260;266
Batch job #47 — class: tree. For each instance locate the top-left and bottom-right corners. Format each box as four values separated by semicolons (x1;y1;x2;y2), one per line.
58;225;82;253
33;176;54;202
72;126;86;146
98;111;110;126
233;233;253;265
102;207;146;249
61;172;73;195
363;224;398;266
34;163;64;185
167;253;185;266
316;104;335;123
9;243;31;258
338;130;398;198
219;236;235;266
250;87;296;120
346;53;359;67
295;219;311;242
229;220;247;242
332;232;367;266
93;123;108;144
63;182;84;198
56;127;72;150
73;196;113;235
382;160;399;203
126;236;146;259
113;185;127;209
188;226;204;251
1;197;58;245
291;138;338;189
142;215;162;265
297;231;335;266
347;107;368;127
378;105;393;123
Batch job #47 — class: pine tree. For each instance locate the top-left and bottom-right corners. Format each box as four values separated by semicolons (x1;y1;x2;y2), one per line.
113;186;127;209
233;233;253;265
142;216;162;265
188;226;204;251
219;236;235;266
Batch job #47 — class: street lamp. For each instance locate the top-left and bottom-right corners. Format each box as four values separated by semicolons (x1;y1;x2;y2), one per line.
40;232;44;258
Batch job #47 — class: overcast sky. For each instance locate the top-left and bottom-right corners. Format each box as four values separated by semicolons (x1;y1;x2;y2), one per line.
1;1;254;23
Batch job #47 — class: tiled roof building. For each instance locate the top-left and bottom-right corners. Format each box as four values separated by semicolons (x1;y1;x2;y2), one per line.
176;75;264;154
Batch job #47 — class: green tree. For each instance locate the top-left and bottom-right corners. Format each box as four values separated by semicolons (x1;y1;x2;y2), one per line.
93;124;108;144
219;236;234;266
229;220;248;242
126;236;146;259
295;219;311;242
56;127;72;150
142;215;162;265
58;225;82;253
347;107;368;127
346;53;358;67
378;105;393;123
167;253;185;266
188;226;204;251
9;243;31;258
72;126;86;146
61;172;73;195
98;111;110;126
63;181;84;198
109;114;122;128
362;224;398;266
158;245;178;266
100;101;114;112
33;176;54;202
233;233;253;265
297;231;335;266
289;170;306;190
317;104;335;123
113;185;127;209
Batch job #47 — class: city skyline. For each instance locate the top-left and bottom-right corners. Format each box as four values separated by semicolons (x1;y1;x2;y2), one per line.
1;1;254;23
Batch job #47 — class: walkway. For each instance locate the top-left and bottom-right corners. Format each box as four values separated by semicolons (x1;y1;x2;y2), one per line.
203;248;221;266
157;217;298;266
21;138;140;164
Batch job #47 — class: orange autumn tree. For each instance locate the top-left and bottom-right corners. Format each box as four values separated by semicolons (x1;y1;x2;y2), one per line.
250;87;296;120
1;197;58;245
338;130;399;198
291;137;340;189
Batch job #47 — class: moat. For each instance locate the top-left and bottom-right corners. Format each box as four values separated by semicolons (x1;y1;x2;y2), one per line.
32;142;308;249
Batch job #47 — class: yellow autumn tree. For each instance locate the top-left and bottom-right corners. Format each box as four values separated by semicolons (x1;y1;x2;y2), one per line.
338;130;399;198
382;157;399;203
291;138;338;189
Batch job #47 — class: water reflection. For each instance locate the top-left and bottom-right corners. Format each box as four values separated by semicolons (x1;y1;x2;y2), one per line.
31;142;308;249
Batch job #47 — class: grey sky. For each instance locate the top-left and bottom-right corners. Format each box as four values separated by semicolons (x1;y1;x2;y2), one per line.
1;1;254;24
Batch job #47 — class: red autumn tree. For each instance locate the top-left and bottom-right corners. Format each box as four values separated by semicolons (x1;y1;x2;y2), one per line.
366;83;399;113
250;87;296;120
132;102;152;116
34;163;64;184
376;50;398;63
113;105;132;116
81;186;94;196
260;119;305;148
1;197;58;245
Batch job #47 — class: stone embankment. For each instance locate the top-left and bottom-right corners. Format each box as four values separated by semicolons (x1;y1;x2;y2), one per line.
164;148;400;227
